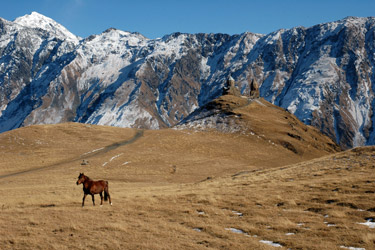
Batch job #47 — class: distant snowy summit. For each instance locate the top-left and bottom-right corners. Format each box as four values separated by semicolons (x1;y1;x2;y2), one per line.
0;12;375;149
13;11;80;42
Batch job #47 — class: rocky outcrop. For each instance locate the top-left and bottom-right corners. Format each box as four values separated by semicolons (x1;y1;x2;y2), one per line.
249;79;259;98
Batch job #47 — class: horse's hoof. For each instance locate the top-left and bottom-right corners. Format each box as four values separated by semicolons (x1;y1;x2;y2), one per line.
100;205;103;207
110;203;113;206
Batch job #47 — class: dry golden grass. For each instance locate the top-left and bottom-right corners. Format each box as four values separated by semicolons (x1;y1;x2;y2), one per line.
0;122;374;249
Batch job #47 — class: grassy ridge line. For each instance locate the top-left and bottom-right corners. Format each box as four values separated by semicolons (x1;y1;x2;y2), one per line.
0;129;144;180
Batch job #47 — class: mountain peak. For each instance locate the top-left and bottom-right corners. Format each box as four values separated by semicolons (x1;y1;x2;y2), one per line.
341;16;369;25
23;11;48;19
14;11;79;42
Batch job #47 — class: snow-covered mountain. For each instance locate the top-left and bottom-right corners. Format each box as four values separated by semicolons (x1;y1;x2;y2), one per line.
0;12;375;149
13;11;80;42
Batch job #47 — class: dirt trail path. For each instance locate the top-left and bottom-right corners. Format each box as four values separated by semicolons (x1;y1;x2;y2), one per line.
0;129;144;180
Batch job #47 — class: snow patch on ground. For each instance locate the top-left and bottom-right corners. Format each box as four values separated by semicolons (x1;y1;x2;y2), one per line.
109;153;123;162
102;153;124;167
340;246;366;250
259;240;283;248
81;147;104;156
358;219;375;228
225;228;250;237
231;210;243;216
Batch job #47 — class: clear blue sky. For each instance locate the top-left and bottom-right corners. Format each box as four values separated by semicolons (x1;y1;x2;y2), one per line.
1;0;375;39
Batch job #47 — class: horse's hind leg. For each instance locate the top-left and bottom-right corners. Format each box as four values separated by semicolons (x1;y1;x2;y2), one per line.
100;192;103;206
104;185;112;205
108;192;112;206
91;194;95;206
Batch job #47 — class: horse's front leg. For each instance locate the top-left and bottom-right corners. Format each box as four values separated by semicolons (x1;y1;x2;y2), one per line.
100;192;103;206
91;194;95;206
82;194;87;207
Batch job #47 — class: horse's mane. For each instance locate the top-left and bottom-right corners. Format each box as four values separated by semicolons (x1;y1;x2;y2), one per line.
80;174;91;181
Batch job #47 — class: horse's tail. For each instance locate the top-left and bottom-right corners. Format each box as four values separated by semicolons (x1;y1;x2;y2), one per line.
104;181;109;201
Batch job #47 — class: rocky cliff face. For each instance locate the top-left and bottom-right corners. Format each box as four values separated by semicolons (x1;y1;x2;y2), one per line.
238;17;375;149
0;12;374;149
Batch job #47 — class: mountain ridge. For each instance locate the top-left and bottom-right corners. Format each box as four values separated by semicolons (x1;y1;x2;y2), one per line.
0;12;375;149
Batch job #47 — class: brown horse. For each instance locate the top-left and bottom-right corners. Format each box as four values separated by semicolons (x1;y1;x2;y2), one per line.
76;173;112;207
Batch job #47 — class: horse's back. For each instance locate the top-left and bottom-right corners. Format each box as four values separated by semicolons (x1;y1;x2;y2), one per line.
98;180;108;186
89;180;108;193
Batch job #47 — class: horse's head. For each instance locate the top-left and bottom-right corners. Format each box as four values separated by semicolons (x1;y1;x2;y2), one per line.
76;173;86;185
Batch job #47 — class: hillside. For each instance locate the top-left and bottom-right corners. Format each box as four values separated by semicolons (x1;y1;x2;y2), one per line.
0;122;373;249
177;94;340;156
0;91;339;181
0;13;375;148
